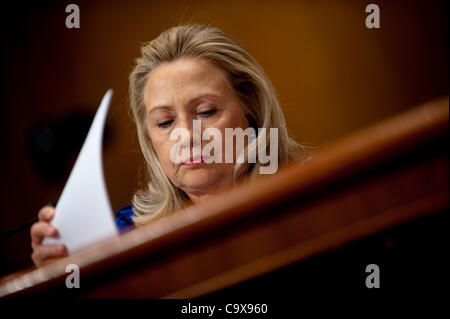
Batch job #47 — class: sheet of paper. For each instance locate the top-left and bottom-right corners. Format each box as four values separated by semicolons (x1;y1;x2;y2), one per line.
43;89;119;252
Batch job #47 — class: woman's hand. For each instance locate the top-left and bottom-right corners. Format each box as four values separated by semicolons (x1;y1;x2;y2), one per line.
30;205;67;267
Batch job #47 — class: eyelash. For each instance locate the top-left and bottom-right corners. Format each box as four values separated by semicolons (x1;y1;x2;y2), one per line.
157;120;173;128
198;109;217;117
156;109;217;128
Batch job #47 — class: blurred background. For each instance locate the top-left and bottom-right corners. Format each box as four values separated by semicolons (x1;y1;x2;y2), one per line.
0;0;447;276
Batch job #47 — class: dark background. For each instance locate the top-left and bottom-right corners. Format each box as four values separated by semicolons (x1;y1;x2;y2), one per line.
0;0;448;276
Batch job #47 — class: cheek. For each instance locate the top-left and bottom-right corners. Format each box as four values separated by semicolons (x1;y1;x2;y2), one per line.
156;144;178;181
229;102;249;128
148;133;174;168
212;107;248;131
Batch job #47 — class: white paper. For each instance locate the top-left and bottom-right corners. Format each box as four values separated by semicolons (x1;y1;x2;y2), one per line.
43;89;119;252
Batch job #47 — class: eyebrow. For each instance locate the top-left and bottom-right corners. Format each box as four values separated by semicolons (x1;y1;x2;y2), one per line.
148;105;172;116
148;93;222;115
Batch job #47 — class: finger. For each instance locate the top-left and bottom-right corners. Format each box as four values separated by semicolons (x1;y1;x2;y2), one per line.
31;244;67;267
38;206;55;222
30;222;58;245
33;244;67;263
31;240;60;251
33;255;68;267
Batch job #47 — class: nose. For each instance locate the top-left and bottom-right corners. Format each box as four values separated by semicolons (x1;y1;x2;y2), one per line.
176;117;202;150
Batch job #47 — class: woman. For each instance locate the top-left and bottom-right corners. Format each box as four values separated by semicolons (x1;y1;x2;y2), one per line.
30;24;304;267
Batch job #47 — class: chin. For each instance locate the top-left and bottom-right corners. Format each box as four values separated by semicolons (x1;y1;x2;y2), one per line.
180;169;220;190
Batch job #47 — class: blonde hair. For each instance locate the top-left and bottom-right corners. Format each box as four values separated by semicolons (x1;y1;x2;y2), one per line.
129;24;304;226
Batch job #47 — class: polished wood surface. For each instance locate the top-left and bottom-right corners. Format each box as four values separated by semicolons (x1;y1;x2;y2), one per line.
0;96;448;298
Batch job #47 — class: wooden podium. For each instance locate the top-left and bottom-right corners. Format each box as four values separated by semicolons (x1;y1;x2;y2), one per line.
0;97;448;298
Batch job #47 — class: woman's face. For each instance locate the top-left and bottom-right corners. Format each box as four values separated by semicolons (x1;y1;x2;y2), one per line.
143;57;249;200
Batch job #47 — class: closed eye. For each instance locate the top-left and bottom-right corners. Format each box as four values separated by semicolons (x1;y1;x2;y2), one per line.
157;120;173;128
197;109;217;117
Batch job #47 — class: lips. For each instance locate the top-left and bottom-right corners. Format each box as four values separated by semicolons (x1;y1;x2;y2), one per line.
182;155;204;166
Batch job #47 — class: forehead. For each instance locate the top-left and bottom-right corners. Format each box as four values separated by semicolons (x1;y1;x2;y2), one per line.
144;57;230;110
